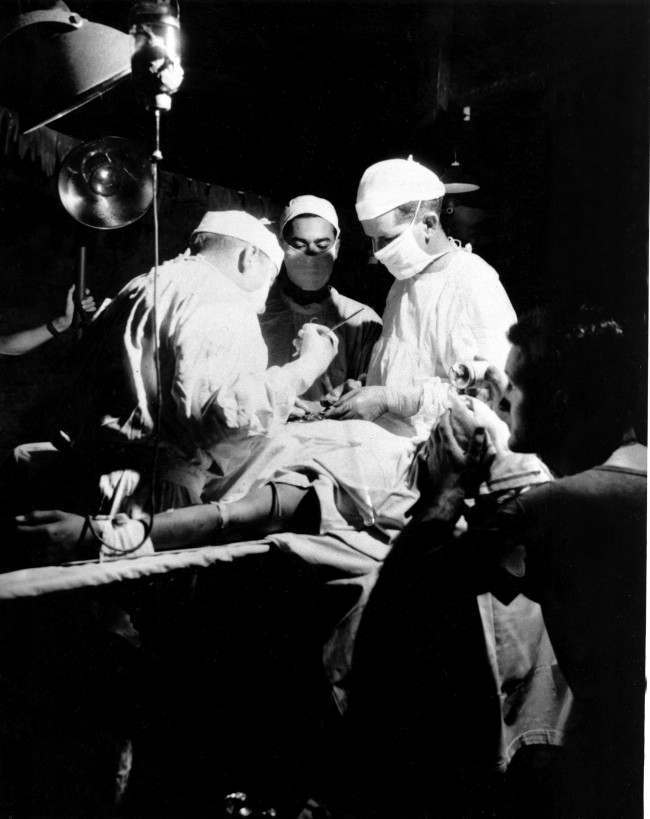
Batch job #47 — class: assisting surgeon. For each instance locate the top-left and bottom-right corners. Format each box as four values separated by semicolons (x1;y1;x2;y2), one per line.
260;195;382;408
326;157;517;440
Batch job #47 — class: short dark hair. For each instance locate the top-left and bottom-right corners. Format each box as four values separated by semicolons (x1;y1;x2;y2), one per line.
394;198;443;223
507;305;640;438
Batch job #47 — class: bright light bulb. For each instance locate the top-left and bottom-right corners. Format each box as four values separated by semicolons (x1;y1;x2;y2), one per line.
82;152;122;196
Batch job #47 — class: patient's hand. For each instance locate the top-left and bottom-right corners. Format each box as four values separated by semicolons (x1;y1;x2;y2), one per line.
14;510;92;566
448;392;510;455
424;410;492;495
438;412;491;485
466;364;509;415
417;415;490;524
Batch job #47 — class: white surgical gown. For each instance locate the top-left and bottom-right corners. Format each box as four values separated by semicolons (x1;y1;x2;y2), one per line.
367;241;517;440
69;255;303;505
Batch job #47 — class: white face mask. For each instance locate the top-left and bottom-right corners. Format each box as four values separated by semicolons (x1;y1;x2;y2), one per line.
284;247;336;285
373;203;433;281
248;278;273;314
241;262;276;314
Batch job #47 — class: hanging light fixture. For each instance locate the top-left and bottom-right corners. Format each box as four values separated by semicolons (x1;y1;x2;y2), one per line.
58;136;153;230
442;155;480;194
0;1;132;135
442;105;480;194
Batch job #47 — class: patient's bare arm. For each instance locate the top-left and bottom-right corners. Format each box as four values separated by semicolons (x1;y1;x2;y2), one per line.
11;483;315;565
149;504;225;551
11;506;223;565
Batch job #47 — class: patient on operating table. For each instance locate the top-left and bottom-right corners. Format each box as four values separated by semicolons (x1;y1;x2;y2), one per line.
9;365;550;568
4;359;567;819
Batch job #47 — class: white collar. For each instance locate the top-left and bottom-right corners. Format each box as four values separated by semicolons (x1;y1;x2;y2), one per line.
603;442;647;473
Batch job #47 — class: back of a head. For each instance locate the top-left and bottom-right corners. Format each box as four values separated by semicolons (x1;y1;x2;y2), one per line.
190;210;284;274
190;231;248;259
508;305;639;440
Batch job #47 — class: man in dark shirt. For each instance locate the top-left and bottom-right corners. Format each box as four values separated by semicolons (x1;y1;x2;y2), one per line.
346;305;646;818
487;308;646;818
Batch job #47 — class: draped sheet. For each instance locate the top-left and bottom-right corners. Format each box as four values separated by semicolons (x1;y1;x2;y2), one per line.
0;540;270;600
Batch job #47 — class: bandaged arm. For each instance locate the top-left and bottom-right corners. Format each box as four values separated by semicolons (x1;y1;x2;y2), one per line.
87;514;155;561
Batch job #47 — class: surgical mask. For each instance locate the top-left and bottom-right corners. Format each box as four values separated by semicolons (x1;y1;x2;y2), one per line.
373;202;434;281
242;264;275;314
248;278;273;314
196;251;273;313
284;246;336;283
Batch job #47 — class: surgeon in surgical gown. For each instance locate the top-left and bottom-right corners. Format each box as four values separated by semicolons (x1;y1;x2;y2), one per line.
260;195;382;405
326;158;517;441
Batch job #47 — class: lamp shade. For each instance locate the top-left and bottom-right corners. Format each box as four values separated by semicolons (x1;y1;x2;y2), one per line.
0;3;132;134
58;136;153;230
442;160;480;194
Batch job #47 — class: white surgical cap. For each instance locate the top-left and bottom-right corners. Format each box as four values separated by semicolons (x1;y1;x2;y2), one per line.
279;195;340;238
355;158;446;221
192;210;284;271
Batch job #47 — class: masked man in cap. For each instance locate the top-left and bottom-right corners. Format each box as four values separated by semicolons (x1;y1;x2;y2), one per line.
260;195;382;410
16;211;338;557
326;157;516;441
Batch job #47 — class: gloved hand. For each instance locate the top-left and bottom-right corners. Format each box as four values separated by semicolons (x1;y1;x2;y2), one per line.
294;323;339;365
323;385;389;421
289;324;339;394
322;378;363;406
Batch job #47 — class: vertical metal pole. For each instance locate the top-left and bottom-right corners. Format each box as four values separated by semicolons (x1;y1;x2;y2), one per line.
76;243;87;339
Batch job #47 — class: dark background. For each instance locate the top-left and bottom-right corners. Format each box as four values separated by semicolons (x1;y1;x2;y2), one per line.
0;0;647;449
